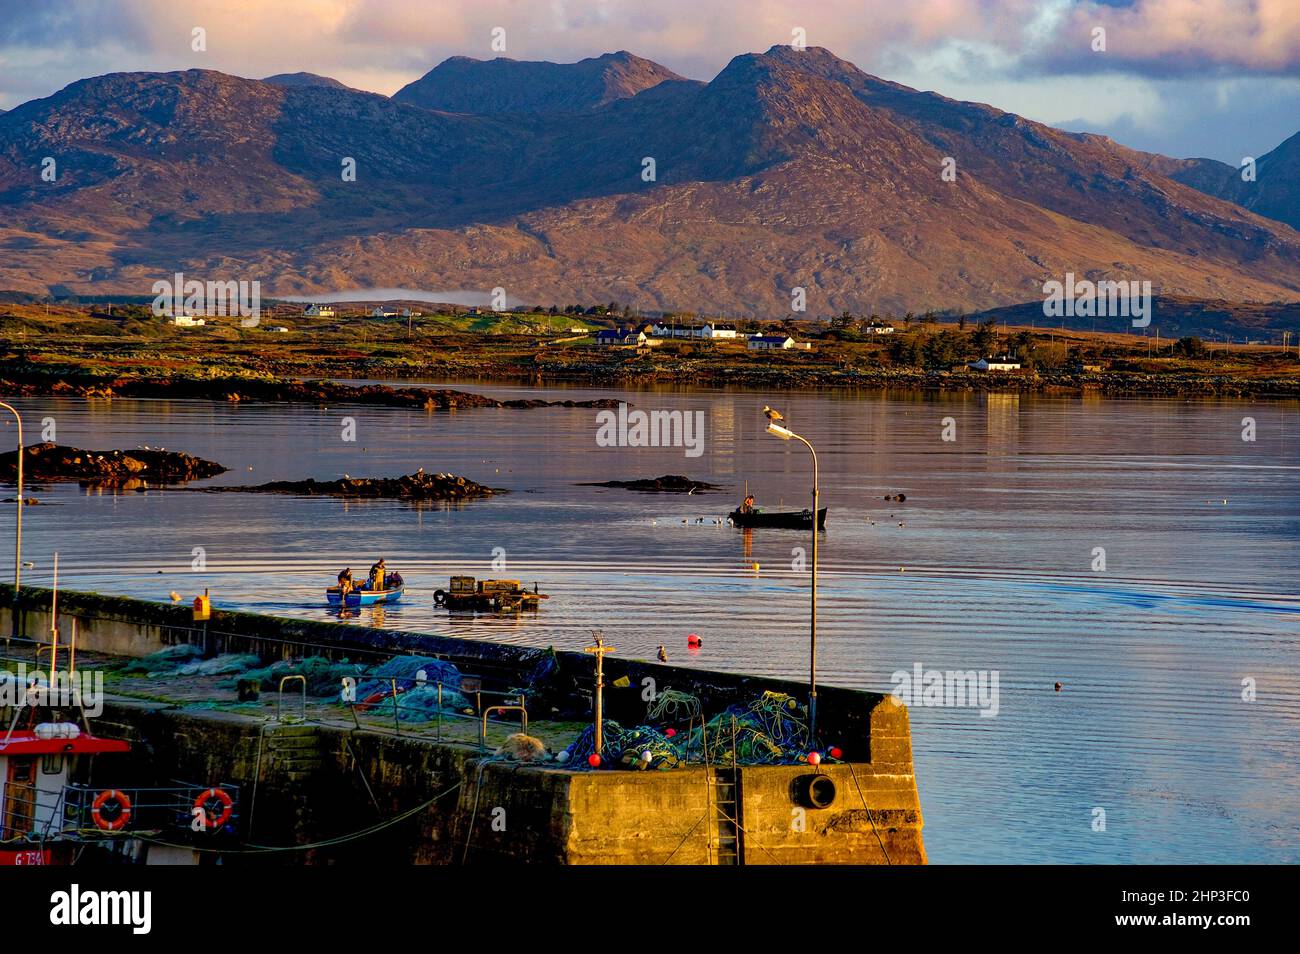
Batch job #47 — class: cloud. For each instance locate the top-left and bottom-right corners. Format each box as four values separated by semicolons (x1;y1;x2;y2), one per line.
1046;0;1300;76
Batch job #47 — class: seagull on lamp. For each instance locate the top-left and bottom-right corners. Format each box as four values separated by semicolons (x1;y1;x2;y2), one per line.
762;406;784;422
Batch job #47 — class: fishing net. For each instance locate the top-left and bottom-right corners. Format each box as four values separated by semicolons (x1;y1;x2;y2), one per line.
120;644;204;674
236;657;367;696
175;653;262;677
562;720;682;770
561;691;821;770
687;691;812;765
345;655;468;722
355;655;461;697
363;685;471;723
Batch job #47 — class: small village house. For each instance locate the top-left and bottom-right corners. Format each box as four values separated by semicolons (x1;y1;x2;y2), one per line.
303;303;335;317
748;334;797;351
703;323;738;338
594;328;647;347
969;355;1022;371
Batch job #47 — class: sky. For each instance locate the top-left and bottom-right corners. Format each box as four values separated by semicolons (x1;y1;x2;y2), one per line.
0;0;1297;162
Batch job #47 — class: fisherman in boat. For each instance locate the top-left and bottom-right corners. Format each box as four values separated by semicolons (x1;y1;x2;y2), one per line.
368;558;387;590
740;494;756;514
337;568;354;596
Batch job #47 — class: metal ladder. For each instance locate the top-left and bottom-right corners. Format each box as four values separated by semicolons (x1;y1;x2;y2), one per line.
709;717;744;865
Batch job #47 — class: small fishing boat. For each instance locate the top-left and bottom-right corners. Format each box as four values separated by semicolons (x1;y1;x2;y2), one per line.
326;584;404;607
728;507;827;530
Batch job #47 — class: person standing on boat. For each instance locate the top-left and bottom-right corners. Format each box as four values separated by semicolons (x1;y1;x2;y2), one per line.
337;568;354;596
368;559;386;590
741;494;756;514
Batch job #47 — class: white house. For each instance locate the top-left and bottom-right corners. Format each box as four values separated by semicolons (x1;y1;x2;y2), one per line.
171;315;205;327
266;326;290;333
748;334;797;350
303;304;335;317
865;322;895;335
703;324;739;339
969;355;1022;371
370;307;401;318
594;328;647;347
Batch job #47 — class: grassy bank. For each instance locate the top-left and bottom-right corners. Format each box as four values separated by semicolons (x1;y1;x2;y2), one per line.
2;303;1299;399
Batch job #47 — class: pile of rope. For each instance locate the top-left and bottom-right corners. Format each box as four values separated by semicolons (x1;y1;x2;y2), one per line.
561;691;818;770
687;692;811;765
562;720;682;770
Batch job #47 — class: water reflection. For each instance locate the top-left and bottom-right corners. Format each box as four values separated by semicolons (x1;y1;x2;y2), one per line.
0;388;1296;864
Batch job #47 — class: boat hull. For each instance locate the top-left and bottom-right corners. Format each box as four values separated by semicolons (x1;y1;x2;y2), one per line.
728;507;827;530
326;586;404;607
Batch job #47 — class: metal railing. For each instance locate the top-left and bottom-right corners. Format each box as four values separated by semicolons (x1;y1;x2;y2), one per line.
1;782;241;842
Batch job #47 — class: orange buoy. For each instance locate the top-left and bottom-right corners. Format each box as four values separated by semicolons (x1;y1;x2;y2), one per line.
90;789;132;831
193;787;235;830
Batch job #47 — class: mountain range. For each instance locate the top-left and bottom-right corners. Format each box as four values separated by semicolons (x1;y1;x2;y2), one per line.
0;46;1296;321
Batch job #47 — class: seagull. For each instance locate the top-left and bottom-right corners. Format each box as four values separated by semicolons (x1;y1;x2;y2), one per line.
762;405;784;422
169;591;182;602
657;646;668;662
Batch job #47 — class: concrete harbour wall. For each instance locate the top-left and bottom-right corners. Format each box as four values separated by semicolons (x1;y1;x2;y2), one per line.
2;585;927;864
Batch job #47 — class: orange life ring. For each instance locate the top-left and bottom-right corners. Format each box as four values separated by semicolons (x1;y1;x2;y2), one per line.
192;787;234;830
90;789;132;831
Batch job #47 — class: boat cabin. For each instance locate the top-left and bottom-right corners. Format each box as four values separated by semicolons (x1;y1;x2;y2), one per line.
0;722;129;864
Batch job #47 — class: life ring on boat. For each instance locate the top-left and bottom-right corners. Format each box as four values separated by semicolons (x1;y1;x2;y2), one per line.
434;590;447;605
192;787;234;830
90;789;132;831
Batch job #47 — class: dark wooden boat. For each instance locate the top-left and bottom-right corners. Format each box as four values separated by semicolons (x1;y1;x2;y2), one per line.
727;507;827;530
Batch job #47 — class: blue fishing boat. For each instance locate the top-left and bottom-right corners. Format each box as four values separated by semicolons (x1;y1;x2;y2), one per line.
326;584;404;607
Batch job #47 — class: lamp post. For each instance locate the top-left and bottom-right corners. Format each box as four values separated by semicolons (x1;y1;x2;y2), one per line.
0;401;21;588
0;401;22;645
762;406;820;746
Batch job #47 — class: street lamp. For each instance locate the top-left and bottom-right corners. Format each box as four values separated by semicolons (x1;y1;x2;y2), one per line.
0;401;22;645
762;406;820;746
0;401;22;591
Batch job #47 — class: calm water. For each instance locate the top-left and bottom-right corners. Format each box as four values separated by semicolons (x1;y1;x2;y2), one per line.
1;385;1297;864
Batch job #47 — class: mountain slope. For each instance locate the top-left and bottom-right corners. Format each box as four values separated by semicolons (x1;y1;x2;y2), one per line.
1100;135;1300;233
393;51;688;114
0;48;1297;318
1175;132;1300;232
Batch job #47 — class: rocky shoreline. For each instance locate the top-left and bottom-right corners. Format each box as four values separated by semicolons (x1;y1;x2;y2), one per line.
0;370;623;410
202;471;500;501
1;352;1297;401
0;442;228;484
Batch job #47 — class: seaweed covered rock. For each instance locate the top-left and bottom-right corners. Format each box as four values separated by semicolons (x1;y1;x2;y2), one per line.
220;470;501;501
0;442;228;484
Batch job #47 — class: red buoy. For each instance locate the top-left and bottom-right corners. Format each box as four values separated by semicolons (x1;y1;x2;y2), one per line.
807;751;822;766
587;754;601;767
665;728;677;737
829;746;843;760
687;633;702;647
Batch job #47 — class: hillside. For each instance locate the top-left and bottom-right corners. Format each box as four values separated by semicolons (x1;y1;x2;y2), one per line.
0;46;1297;320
